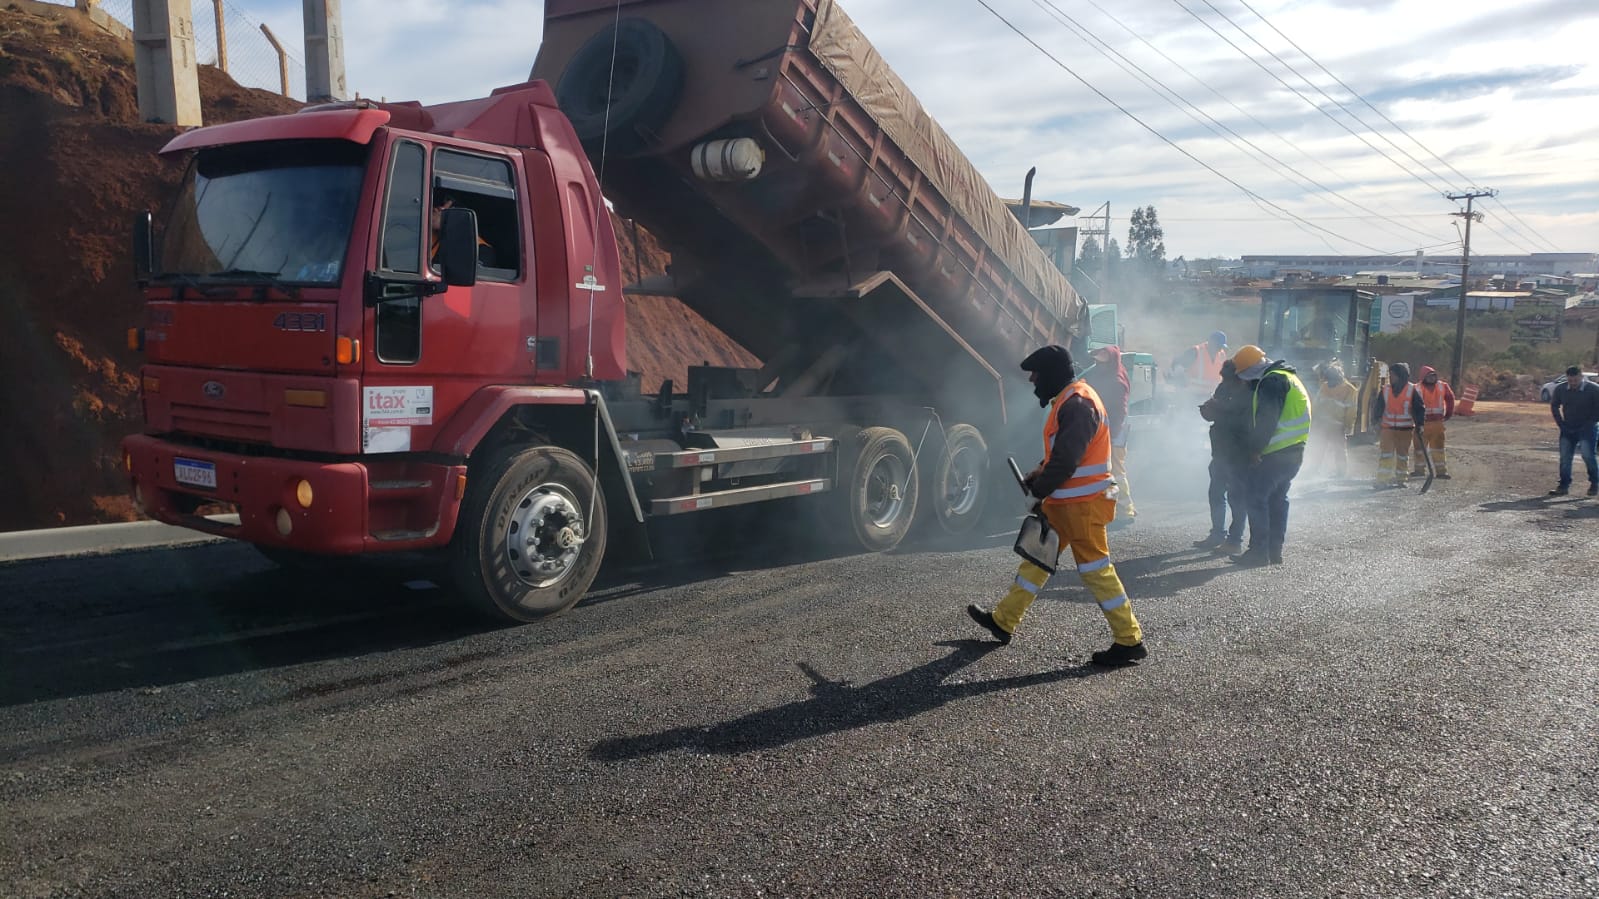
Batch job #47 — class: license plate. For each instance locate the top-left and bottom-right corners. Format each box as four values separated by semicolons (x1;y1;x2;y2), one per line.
174;458;217;490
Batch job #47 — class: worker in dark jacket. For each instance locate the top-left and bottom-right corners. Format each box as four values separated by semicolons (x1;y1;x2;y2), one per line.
967;345;1147;667
1369;362;1426;488
1230;345;1311;567
1085;345;1135;523
1195;359;1250;555
1549;366;1599;496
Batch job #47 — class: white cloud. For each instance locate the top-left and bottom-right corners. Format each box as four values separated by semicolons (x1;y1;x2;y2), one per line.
251;0;1597;256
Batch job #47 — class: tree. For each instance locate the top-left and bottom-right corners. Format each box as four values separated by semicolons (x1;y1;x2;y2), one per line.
1073;235;1105;302
1126;205;1166;277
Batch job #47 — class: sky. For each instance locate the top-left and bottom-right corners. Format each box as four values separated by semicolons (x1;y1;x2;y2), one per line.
241;0;1599;259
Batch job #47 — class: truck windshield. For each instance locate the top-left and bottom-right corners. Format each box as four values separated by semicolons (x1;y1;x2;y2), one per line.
160;140;367;285
1269;293;1347;352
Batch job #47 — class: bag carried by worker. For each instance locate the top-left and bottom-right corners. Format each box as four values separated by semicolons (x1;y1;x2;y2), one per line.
1008;458;1061;574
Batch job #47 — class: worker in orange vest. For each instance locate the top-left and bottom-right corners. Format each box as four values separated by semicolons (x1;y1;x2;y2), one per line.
967;345;1146;667
1369;362;1426;487
1410;366;1455;479
1172;331;1229;393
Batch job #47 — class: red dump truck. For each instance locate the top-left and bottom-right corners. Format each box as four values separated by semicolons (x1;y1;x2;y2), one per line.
121;0;1088;622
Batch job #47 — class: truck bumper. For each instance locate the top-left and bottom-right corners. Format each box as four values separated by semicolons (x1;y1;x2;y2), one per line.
121;434;466;555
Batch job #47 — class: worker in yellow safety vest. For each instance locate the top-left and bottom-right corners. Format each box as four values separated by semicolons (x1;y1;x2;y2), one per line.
1229;345;1311;567
1369;362;1427;488
1410;366;1455;479
1308;362;1359;478
967;345;1147;667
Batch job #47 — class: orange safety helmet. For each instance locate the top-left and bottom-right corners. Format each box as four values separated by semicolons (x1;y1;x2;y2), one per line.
1231;345;1267;371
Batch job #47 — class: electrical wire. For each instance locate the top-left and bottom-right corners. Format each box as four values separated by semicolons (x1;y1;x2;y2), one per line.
972;0;1439;257
1029;0;1445;247
1170;0;1452;196
1231;0;1569;252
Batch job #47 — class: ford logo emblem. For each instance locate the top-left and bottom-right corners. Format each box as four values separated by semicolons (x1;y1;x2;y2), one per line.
202;381;226;400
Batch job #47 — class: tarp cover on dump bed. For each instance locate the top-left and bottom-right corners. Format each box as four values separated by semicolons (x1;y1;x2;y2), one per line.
809;0;1082;331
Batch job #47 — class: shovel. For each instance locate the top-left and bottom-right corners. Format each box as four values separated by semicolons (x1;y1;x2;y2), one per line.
1417;434;1436;494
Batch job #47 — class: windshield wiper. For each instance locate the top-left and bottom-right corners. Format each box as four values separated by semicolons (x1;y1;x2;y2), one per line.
149;271;226;300
205;268;303;299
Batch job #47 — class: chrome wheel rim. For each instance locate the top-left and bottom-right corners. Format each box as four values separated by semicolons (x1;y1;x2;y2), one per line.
505;483;586;589
865;454;908;528
942;444;982;516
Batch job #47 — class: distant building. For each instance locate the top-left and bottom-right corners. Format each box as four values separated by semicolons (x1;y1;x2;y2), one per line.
1239;252;1597;279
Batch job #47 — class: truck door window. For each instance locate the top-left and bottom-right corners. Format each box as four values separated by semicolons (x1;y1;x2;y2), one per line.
376;140;426;364
431;149;520;282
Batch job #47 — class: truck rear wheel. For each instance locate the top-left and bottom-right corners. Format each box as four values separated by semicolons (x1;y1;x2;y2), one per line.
844;427;919;552
451;446;608;624
928;424;989;534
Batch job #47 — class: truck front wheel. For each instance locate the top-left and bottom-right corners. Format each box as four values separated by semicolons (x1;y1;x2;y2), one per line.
844;427;919;552
451;446;608;624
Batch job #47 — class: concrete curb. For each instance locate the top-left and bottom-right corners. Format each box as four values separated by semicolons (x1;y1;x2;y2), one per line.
0;516;239;564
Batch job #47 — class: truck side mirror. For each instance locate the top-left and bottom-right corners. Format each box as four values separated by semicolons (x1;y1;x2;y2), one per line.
438;206;479;288
133;210;154;283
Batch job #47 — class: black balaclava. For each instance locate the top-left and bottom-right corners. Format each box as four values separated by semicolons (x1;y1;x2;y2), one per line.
1389;362;1411;391
1021;345;1076;407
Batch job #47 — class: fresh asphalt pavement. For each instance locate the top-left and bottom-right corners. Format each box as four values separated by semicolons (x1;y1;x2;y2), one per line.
1;464;1596;897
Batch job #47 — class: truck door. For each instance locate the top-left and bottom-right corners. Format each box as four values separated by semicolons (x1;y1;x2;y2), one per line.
366;140;531;454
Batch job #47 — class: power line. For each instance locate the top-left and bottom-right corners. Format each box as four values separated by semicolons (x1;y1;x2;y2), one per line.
1027;0;1445;247
1171;0;1453;196
1074;0;1440;244
1230;0;1567;252
1197;0;1460;193
971;0;1444;257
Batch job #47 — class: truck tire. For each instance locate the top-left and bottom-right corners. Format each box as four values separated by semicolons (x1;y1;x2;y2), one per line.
451;445;608;624
843;427;919;552
556;18;684;156
926;424;989;535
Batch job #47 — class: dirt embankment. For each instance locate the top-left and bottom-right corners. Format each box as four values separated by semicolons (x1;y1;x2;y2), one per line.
0;3;753;531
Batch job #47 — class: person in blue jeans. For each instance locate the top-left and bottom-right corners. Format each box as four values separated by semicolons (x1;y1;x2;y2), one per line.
1194;359;1250;555
1550;366;1599;497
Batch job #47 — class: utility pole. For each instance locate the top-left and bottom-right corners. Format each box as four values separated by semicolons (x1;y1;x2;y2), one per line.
1078;202;1112;304
1102;202;1112;302
1446;189;1495;389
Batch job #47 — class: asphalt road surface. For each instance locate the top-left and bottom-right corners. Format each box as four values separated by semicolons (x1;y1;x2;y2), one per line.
3;416;1596;898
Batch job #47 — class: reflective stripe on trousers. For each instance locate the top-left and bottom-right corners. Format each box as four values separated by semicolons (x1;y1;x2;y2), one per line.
992;496;1142;646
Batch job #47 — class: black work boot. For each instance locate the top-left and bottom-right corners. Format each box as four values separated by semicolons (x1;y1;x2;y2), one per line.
1550;486;1569;496
1230;549;1271;568
966;605;1012;644
1090;641;1148;667
1193;533;1225;549
1589;483;1598;497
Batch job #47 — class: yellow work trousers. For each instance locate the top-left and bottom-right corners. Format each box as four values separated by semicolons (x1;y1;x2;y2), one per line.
1411;420;1446;475
992;496;1142;645
1377;427;1413;485
1111;445;1136;516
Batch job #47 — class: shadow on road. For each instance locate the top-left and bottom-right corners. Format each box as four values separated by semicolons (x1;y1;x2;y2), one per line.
0;513;889;707
590;640;1102;760
1477;496;1564;513
0;543;496;707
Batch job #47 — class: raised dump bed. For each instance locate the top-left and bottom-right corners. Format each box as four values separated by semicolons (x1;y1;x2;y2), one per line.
533;0;1086;379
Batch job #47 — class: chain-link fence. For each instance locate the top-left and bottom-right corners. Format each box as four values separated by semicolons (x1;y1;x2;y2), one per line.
40;0;308;100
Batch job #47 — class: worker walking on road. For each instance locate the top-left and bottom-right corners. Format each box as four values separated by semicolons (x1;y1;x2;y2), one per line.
967;345;1147;667
1410;366;1455;479
1085;345;1136;524
1370;362;1426;488
1549;366;1599;496
1309;363;1358;479
1230;345;1311;567
1195;359;1250;555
